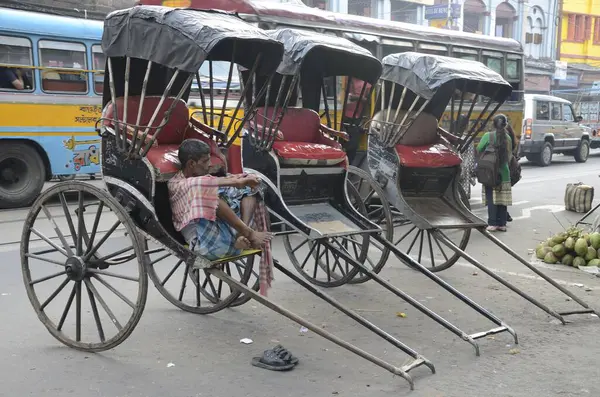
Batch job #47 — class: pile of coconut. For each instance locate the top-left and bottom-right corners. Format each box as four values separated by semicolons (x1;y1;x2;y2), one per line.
535;226;600;267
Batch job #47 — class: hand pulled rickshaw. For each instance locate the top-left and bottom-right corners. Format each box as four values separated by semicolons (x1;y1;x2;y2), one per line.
363;51;600;324
240;27;523;360
20;6;442;390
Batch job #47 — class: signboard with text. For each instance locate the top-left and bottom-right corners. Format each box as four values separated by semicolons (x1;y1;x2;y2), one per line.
424;3;461;20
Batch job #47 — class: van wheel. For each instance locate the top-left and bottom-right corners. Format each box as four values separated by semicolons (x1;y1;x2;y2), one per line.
536;142;553;167
0;142;46;208
574;140;590;163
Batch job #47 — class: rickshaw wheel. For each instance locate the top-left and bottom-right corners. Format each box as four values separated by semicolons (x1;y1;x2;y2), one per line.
392;186;471;272
282;187;366;287
343;166;394;284
21;182;148;352
145;240;256;314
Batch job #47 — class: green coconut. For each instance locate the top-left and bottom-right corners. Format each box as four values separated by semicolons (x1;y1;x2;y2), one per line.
574;238;589;256
587;258;600;267
590;232;600;249
543;252;558;264
552;244;567;258
553;233;568;244
573;256;587;267
583;233;591;244
561;254;574;266
585;247;597;261
564;237;576;251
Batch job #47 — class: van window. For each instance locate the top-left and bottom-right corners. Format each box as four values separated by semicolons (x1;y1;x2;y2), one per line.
0;35;34;91
39;40;88;93
563;103;575;122
536;101;549;120
551;102;562;121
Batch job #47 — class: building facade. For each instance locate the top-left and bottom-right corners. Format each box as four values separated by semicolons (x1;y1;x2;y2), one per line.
554;0;600;133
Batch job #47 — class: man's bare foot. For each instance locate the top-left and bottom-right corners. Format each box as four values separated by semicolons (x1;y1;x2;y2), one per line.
234;236;252;250
247;230;273;249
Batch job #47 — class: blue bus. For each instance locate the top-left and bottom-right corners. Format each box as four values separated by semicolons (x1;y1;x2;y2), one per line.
0;7;104;208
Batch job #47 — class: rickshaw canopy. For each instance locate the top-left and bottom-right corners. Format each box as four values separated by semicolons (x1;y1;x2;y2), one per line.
266;28;382;84
380;52;513;102
101;6;283;75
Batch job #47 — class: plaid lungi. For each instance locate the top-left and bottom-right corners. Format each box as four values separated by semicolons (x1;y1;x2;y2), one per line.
482;182;512;206
190;184;274;296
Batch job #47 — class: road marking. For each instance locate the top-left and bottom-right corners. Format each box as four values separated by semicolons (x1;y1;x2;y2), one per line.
472;201;530;213
511;205;565;220
453;260;597;291
395;254;597;291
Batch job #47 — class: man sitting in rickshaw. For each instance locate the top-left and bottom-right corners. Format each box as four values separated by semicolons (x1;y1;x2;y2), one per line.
168;139;273;261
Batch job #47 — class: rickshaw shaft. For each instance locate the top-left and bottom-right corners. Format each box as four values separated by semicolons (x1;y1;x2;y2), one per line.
208;268;416;390
434;230;566;324
323;240;482;355
273;260;435;373
481;229;600;317
371;234;517;334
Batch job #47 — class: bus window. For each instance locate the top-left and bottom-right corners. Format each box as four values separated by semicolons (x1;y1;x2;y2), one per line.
39;40;88;94
505;54;520;81
417;43;448;56
92;44;105;94
452;47;479;61
0;35;34;91
381;39;413;57
482;51;503;75
504;53;523;102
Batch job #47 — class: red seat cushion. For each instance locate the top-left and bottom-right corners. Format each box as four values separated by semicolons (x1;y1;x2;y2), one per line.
103;96;189;145
272;141;346;166
257;107;322;143
146;144;180;181
395;143;462;168
257;107;346;166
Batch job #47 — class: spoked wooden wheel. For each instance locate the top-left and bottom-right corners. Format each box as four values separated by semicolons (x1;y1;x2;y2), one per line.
145;239;257;314
283;181;375;288
340;166;393;284
21;182;148;352
392;187;471;272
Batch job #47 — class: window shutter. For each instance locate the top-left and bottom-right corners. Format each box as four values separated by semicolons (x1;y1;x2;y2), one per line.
526;32;533;43
567;14;576;40
585;15;592;40
534;33;543;44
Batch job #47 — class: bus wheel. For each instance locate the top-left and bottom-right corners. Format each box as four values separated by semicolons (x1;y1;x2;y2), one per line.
0;142;46;209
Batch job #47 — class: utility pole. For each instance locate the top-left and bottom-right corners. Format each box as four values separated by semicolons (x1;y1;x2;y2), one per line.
556;0;563;61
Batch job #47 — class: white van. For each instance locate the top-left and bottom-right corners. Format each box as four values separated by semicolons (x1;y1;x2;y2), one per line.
518;94;591;166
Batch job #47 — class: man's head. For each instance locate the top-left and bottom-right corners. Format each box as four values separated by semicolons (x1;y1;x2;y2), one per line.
178;139;211;177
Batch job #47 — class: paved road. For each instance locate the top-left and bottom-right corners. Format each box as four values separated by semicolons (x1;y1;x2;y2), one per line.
1;155;600;397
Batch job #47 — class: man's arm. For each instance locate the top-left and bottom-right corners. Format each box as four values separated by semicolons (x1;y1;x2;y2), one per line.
8;69;24;90
191;174;260;189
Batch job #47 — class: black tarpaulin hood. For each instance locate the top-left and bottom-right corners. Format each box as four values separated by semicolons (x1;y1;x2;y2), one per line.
266;28;382;83
381;52;513;101
102;6;283;74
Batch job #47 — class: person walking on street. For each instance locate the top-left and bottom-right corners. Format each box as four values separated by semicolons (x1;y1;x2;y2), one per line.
505;122;518;222
476;114;513;232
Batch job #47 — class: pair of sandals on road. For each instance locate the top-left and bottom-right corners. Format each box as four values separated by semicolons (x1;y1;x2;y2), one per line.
251;344;299;371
